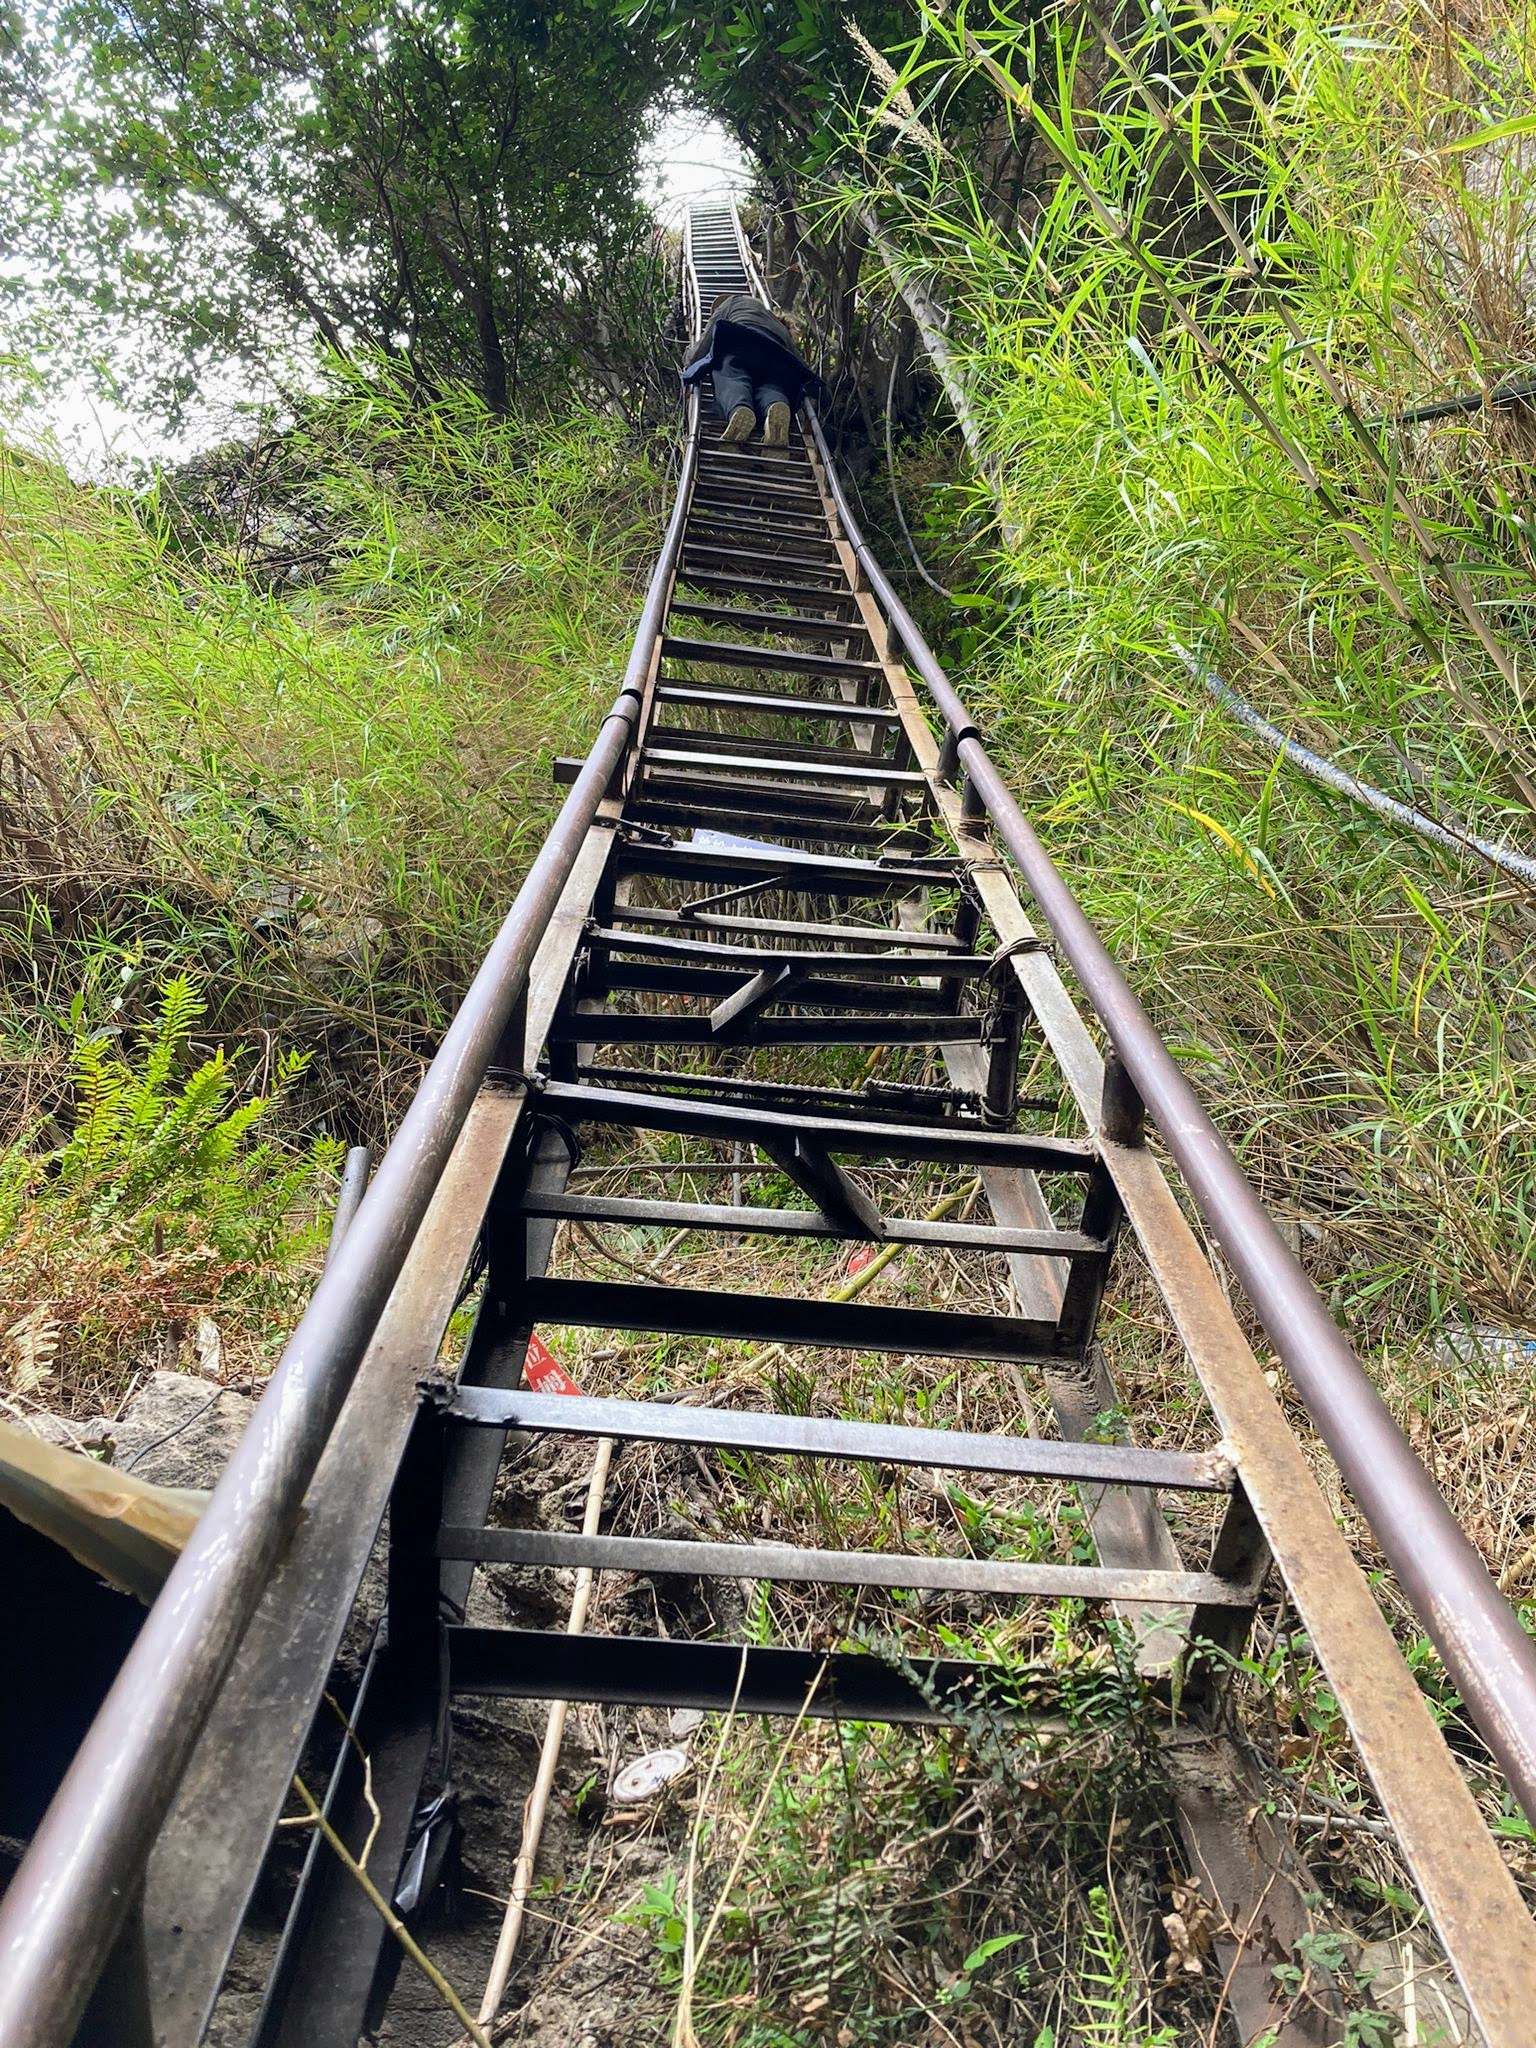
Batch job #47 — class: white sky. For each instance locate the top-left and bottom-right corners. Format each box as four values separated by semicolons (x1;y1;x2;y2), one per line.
12;109;750;477
646;106;750;215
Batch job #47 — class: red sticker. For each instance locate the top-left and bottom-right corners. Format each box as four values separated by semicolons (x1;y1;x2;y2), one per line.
846;1244;878;1278
524;1330;584;1397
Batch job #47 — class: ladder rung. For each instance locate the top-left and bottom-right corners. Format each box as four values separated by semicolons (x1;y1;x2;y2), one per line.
586;926;989;972
447;1627;1035;1724
572;1065;984;1122
548;1012;986;1047
663;636;881;678
645;746;921;786
678;571;857;611
691;495;825;524
594;959;952;1009
539;1078;1095;1170
686;514;833;544
684;541;845;575
625;799;931;850
440;1526;1251;1607
684;537;840;568
520;1274;1057;1360
668;603;871;643
645;727;902;769
691;453;818;473
523;1189;1092;1253
655;684;897;723
565;745;907;793
448;1391;1216;1487
695;455;817;484
611;905;964;950
612;839;961;895
633;782;890;829
693;477;823;503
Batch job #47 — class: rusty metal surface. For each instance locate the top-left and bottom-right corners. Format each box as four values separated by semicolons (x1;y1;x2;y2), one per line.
442;1524;1258;1606
0;399;704;2048
804;379;1536;1836
140;1087;524;2045
789;351;1536;2031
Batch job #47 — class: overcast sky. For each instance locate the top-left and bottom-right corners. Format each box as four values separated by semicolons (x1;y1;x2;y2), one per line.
15;110;749;477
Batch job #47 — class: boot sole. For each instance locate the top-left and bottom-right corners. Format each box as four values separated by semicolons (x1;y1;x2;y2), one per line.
763;402;791;448
721;406;756;445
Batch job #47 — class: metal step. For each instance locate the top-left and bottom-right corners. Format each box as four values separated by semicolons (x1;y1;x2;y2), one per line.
696;453;817;483
692;482;825;512
642;743;921;785
548;1011;987;1047
612;838;961;896
517;1274;1060;1361
686;506;831;537
519;1189;1097;1256
624;798;933;849
683;540;846;576
654;682;897;722
446;1390;1212;1483
695;457;817;485
677;569;860;610
447;1628;1034;1724
662;635;881;679
585;926;990;972
683;524;840;558
645;717;902;757
591;958;957;1008
668;602;872;642
610;904;966;949
536;1080;1096;1172
443;1526;1254;1609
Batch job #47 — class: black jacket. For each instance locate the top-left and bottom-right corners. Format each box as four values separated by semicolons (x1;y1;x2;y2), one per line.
681;293;820;393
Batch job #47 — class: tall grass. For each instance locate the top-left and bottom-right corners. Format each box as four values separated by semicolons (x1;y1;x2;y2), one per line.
1;365;663;1401
1;369;664;1132
836;0;1536;1343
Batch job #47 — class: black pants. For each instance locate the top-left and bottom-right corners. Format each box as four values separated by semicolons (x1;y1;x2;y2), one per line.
711;344;802;425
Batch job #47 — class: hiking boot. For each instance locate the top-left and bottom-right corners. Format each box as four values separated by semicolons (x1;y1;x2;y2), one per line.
722;404;755;445
763;401;791;448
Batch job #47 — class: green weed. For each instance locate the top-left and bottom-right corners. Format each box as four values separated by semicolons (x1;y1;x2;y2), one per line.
0;975;337;1411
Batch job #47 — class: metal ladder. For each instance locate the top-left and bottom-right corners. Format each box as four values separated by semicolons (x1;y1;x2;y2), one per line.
6;199;1536;2048
245;204;1536;2046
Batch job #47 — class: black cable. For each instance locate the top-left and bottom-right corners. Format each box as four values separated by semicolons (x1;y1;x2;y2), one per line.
1377;372;1536;427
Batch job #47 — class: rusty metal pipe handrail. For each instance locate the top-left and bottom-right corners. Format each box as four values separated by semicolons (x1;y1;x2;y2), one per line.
801;393;1536;1822
323;1143;372;1266
0;404;701;2047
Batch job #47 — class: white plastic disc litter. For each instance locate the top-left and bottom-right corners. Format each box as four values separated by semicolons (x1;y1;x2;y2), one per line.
610;1748;691;1806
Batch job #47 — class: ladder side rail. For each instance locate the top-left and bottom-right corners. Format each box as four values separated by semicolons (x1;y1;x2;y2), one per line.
0;401;704;2048
799;393;1536;1826
726;191;1536;2024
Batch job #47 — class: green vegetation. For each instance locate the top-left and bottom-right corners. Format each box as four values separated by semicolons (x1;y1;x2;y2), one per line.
820;0;1536;1342
1;370;661;1396
1;976;336;1412
2;0;670;415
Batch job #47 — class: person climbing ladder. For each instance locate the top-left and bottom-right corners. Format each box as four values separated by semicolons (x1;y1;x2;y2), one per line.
681;289;821;447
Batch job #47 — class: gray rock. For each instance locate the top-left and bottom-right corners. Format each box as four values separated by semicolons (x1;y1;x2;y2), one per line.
15;1411;112;1456
101;1371;256;1490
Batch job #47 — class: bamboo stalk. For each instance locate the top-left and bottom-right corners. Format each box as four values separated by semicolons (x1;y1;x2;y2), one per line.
936;8;1536;812
474;1436;614;2027
291;1775;492;2048
1075;0;1536;799
739;1175;983;1381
